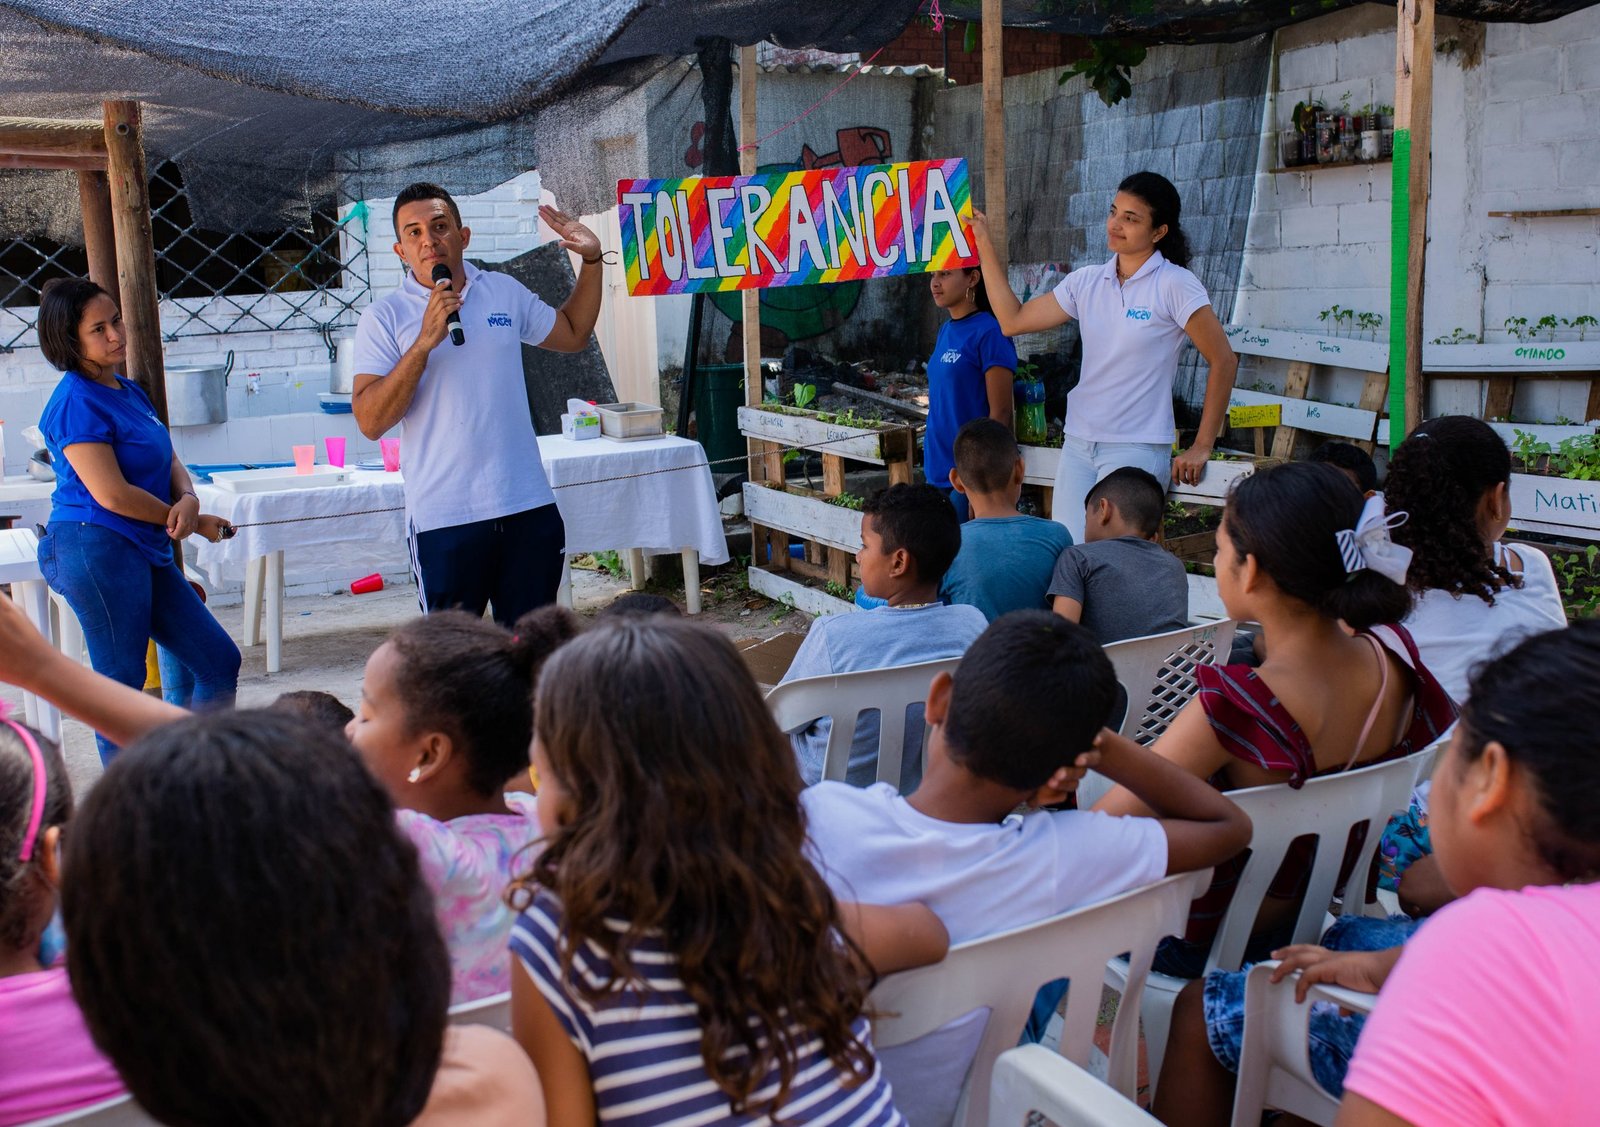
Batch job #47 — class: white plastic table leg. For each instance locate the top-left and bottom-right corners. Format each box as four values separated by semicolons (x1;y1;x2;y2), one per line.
11;579;61;742
264;550;284;674
242;554;265;647
557;556;574;609
627;548;647;591
51;592;85;665
682;549;701;615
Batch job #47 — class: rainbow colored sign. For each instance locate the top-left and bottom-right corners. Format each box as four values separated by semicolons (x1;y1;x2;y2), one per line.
618;158;976;296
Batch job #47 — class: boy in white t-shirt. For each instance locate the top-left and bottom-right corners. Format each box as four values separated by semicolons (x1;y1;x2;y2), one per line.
802;610;1252;1126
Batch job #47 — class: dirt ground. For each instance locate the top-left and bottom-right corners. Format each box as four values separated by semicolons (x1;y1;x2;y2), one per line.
2;556;814;800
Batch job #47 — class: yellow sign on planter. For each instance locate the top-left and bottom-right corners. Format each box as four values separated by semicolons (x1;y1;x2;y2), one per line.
1229;403;1282;428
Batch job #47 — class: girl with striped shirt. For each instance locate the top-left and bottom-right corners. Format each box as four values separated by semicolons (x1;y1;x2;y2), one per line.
508;618;937;1125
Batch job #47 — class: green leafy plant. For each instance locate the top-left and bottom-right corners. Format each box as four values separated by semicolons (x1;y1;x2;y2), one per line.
1571;315;1598;342
823;580;852;599
829;492;865;510
1510;429;1551;472
1058;39;1148;106
962;20;978;54
1551;434;1600;481
1504;315;1531;342
1356;311;1385;339
792;382;817;410
1536;314;1561;342
1429;327;1478;345
589;550;624;577
1552;544;1600;619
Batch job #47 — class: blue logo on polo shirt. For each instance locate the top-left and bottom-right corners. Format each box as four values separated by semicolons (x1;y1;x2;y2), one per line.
486;313;513;327
1125;307;1152;321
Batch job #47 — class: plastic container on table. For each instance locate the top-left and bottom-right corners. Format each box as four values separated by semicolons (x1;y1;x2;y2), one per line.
595;402;665;441
1014;379;1047;446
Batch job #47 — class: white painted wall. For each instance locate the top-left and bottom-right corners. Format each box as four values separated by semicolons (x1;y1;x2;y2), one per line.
1234;5;1600;422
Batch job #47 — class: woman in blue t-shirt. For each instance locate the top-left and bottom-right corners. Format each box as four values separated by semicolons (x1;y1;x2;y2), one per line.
34;279;240;764
924;265;1017;521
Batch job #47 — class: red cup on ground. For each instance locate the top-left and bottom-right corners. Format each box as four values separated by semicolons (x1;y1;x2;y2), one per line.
292;444;315;474
380;437;400;472
350;573;384;595
324;435;346;468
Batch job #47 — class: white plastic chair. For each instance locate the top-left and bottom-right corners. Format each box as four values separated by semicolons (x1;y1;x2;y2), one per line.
1073;620;1236;809
870;869;1211;1127
766;657;962;788
21;1097;153;1126
448;990;512;1032
1104;744;1435;1092
990;1045;1160;1126
1104;619;1237;745
1229;961;1379;1127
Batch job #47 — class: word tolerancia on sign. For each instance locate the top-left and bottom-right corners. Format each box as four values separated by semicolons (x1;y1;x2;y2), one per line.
617;159;977;296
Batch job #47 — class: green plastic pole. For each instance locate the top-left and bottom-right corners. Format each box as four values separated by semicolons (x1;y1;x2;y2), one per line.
1387;130;1411;452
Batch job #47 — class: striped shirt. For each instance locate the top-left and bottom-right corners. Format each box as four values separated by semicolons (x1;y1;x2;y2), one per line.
510;891;905;1126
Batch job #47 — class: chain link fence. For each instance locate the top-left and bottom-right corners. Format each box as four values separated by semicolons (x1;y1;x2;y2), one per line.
0;160;370;353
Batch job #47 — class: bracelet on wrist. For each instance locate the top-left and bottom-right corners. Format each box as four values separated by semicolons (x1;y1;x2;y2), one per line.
582;250;618;266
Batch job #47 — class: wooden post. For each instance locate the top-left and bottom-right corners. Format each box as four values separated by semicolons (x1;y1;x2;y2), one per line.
76;171;119;308
102;100;166;422
0;117;106;171
982;0;1007;260
1389;0;1434;446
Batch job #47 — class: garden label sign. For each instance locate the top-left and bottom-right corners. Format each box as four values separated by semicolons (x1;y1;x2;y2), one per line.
617;159;977;296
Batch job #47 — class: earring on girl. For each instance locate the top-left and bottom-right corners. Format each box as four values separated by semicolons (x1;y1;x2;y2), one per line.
966;286;976;305
407;767;422;783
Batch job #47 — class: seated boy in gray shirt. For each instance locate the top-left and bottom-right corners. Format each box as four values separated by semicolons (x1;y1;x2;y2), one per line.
941;418;1074;621
1048;467;1188;644
781;483;987;788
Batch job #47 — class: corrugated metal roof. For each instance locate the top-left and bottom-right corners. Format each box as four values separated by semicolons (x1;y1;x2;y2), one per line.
753;60;946;78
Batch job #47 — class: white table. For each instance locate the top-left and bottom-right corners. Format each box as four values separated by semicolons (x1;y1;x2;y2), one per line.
0;528;60;742
194;435;728;672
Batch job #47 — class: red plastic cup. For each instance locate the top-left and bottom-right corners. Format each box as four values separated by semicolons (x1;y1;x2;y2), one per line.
379;437;400;472
324;435;346;468
350;573;384;595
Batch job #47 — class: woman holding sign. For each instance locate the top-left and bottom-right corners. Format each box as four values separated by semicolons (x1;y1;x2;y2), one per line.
972;171;1237;542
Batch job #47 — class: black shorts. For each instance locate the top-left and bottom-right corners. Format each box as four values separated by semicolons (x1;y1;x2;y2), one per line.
409;503;565;627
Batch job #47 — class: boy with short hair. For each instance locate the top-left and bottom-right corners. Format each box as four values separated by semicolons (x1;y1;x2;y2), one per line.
940;418;1075;621
1049;466;1188;643
780;483;986;788
802;611;1252;1127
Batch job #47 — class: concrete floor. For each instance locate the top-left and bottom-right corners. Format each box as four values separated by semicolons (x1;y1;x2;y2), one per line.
2;558;814;800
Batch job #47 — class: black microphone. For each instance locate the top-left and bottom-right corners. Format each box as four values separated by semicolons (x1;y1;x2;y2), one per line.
431;263;465;346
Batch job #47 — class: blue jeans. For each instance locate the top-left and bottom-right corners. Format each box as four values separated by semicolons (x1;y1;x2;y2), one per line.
1202;914;1421;1097
1052;435;1172;543
39;522;240;764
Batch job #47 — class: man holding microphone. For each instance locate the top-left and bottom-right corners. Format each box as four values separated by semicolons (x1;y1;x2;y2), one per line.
353;182;603;625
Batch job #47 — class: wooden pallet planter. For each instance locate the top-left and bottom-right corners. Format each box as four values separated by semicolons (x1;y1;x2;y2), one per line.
1020;445;1263;512
1224;325;1389;456
1165;529;1219;576
1508;472;1600;541
738;405;914;610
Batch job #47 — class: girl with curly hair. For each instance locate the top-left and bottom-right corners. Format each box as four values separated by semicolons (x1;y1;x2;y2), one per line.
1383;415;1567;705
508;617;943;1125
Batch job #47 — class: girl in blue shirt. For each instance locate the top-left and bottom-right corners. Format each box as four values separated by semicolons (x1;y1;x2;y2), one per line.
923;266;1016;521
34;279;240;764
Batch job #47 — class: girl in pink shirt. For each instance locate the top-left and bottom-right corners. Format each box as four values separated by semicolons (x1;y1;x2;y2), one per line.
0;711;123;1125
1264;621;1600;1127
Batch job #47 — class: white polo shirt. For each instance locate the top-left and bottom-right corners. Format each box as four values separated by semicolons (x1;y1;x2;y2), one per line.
354;262;559;534
1051;250;1211;444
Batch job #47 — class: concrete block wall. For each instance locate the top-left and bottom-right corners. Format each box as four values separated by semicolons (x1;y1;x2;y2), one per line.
0;172;551;475
1233;6;1600;419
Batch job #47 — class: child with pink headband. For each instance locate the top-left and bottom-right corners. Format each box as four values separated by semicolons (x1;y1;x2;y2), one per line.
0;708;125;1124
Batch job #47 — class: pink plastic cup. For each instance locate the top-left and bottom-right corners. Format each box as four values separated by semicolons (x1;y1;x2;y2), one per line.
380;437;400;472
351;573;384;595
292;444;315;475
324;435;346;468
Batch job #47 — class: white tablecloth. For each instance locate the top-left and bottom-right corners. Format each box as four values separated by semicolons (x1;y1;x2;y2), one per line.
194;434;728;581
540;434;729;564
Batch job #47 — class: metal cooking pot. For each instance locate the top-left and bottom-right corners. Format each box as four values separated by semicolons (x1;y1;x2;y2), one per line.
166;350;234;427
326;328;357;395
